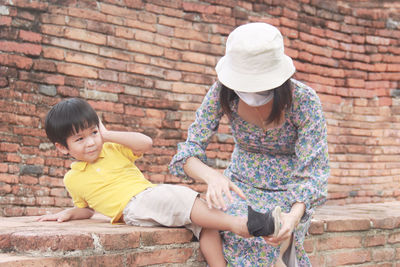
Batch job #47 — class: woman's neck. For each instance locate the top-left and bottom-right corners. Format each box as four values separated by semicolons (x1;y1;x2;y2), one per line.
237;100;284;131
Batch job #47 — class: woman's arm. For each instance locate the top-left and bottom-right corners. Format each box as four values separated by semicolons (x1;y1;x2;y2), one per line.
170;83;246;210
266;83;328;246
184;157;246;210
287;82;329;220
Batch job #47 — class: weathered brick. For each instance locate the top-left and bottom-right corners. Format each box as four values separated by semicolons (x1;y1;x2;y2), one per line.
96;231;140;250
0;54;33;69
0;16;12;26
64;28;107;45
372;247;396;261
317;235;362;251
11;232;94;252
39;84;57;96
128;248;194;266
42;47;64;60
10;0;48;10
125;106;145;117
80;89;118;102
81;254;126;267
326;218;371;232
57;63;98;78
308;220;324;235
35;196;55;206
388;232;400;244
364;233;386;247
0;41;42;56
308;254;325;267
68;7;106;21
325;250;371;266
33;60;57;72
54;197;73;207
65;51;105;68
56;85;80;97
38;176;63;187
140;228;193;246
19;71;65;85
18;30;42;43
372;217;400;229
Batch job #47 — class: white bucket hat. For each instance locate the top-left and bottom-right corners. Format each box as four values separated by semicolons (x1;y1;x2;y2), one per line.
215;22;295;93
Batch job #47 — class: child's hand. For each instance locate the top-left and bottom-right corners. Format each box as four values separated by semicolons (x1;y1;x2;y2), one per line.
36;211;72;223
98;117;108;138
99;117;107;139
95;118;153;153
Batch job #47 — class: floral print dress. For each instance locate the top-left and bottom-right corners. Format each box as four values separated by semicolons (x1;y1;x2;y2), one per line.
169;79;330;266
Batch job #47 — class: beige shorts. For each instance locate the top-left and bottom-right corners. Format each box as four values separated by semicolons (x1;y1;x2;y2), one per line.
122;184;202;239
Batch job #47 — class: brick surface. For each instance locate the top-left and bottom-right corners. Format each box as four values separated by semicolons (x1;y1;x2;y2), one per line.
0;41;42;56
0;203;399;266
0;214;205;266
317;235;363;251
127;248;194;266
0;0;400;238
140;227;194;246
11;231;94;252
325;250;371;266
97;231;140;250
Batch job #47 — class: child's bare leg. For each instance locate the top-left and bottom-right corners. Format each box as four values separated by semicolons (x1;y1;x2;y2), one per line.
190;198;250;238
200;228;226;267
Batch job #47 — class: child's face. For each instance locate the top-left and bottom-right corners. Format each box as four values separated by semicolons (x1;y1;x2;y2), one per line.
57;125;103;163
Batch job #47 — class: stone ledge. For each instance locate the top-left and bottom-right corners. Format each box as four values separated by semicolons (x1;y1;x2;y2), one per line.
310;201;400;233
307;202;400;266
0;214;205;266
0;202;400;266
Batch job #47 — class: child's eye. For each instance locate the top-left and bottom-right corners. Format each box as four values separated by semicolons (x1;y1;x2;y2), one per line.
75;137;83;142
92;130;98;135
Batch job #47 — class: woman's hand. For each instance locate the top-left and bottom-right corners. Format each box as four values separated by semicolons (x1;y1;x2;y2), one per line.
263;212;297;246
263;202;305;246
183;157;246;210
205;171;246;211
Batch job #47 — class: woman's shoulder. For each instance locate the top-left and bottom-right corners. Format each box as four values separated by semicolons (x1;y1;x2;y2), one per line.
208;81;222;94
291;79;321;104
291;79;317;96
201;81;223;104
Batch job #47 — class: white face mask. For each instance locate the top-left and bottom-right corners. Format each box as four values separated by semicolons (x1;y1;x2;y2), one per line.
234;90;274;107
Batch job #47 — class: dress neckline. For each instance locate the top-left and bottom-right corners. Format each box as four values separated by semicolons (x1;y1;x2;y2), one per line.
231;98;289;134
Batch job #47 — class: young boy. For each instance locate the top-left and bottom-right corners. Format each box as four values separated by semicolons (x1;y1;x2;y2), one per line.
38;98;281;267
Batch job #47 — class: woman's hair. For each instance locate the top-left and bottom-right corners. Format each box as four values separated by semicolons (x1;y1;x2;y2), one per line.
45;98;99;148
219;79;293;125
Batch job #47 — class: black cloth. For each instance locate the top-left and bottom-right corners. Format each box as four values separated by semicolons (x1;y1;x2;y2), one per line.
247;205;275;237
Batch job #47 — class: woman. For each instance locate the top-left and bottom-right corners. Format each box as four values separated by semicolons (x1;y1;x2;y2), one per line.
169;22;329;266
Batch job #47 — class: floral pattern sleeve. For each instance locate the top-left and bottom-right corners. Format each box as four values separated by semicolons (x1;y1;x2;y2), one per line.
169;82;224;179
288;84;330;221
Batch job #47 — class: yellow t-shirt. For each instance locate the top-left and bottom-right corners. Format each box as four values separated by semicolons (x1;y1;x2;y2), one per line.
64;142;156;224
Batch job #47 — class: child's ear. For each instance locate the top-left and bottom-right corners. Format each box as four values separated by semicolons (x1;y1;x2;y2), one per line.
55;143;69;155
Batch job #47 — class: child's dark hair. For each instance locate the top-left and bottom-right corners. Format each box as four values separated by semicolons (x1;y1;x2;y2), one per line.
45;98;99;148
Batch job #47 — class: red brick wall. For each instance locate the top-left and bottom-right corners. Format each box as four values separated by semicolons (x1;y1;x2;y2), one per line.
1;0;399;216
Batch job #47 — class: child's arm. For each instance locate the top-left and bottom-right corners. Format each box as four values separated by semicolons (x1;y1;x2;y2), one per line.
99;120;153;155
37;207;94;223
